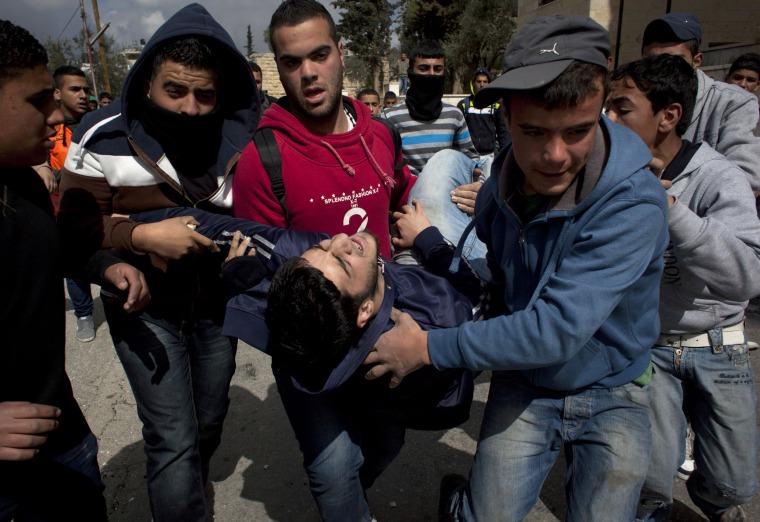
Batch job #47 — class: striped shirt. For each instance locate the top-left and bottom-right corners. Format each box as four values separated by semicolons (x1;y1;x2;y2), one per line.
382;102;479;176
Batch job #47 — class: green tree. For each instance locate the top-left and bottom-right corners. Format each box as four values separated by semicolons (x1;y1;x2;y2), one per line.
245;25;254;57
43;36;77;72
399;0;468;52
332;0;396;90
444;0;516;92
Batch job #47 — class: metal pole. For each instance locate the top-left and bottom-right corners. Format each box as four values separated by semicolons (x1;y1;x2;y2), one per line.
91;0;111;94
614;0;625;69
79;0;99;99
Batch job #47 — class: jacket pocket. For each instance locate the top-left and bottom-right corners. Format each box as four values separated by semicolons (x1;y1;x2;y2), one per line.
528;336;612;390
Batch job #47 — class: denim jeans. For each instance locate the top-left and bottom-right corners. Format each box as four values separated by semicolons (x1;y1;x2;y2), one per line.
398;75;408;96
478;153;495;181
637;338;759;521
0;432;106;521
66;277;93;318
103;296;237;522
410;149;489;280
274;366;406;522
446;371;651;522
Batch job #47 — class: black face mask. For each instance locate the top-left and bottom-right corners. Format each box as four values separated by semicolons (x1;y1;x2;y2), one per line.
405;72;445;121
139;95;223;152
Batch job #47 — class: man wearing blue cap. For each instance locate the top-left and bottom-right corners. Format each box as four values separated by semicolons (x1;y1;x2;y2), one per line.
364;15;669;521
642;12;760;191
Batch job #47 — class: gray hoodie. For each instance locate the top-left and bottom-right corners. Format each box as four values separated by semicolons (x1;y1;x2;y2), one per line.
660;142;760;334
684;69;760;191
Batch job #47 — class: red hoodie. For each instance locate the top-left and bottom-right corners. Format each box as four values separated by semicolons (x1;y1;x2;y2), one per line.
233;97;415;257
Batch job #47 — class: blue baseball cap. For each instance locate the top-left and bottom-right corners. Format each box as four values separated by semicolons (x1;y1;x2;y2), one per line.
642;12;702;49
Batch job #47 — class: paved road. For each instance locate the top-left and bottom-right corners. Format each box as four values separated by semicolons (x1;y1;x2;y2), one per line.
63;291;760;521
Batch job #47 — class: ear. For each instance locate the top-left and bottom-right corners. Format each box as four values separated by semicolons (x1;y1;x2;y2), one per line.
659;102;683;134
691;52;704;69
54;88;61;102
144;77;152;98
355;298;374;329
338;40;345;68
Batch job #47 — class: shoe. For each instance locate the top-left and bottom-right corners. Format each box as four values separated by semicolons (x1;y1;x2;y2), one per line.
714;506;746;522
677;428;695;480
438;474;466;522
677;458;695;480
76;315;96;342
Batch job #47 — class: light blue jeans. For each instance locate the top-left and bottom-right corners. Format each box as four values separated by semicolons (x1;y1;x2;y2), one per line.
445;371;651;521
398;75;408;96
410;149;489;280
636;335;758;521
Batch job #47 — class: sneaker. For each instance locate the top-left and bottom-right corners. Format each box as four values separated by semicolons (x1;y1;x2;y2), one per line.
438;474;466;522
677;458;695;480
677;428;695;480
76;315;96;342
715;506;746;522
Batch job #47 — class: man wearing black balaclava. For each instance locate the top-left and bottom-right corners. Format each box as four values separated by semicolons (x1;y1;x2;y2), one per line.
382;40;490;279
57;4;260;521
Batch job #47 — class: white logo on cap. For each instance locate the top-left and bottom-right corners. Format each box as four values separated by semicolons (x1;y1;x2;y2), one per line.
539;43;559;56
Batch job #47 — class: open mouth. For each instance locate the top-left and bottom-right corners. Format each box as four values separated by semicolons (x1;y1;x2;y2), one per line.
351;236;366;255
303;87;325;104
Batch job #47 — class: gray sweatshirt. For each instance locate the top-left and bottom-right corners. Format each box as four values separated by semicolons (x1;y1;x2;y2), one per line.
660;142;760;334
684;69;760;191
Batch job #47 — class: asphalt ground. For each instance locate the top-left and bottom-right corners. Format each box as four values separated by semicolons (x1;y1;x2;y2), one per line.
62;290;760;521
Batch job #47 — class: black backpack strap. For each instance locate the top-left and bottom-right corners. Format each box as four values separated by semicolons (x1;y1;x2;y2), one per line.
253;127;289;226
372;116;405;171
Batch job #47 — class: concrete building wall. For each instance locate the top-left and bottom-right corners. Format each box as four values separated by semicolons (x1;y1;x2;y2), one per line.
516;0;760;69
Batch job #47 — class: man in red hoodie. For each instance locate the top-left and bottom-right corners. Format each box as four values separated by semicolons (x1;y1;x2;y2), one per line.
233;0;414;260
232;1;414;519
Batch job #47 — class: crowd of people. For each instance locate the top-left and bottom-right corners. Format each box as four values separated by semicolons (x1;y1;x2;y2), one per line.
1;1;759;521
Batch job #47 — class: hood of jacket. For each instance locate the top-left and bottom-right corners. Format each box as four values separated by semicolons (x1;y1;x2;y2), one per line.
469;67;494;97
111;3;259;167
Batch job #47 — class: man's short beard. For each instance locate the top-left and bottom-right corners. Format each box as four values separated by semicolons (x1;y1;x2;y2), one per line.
293;69;344;124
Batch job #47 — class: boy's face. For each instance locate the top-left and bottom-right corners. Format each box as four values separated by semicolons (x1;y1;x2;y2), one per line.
727;68;759;93
301;232;380;305
642;41;702;69
605;76;663;152
55;74;90;119
506;81;604;197
252;70;263;92
384;97;397;108
359;94;381;117
473;74;489;93
0;64;63;168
